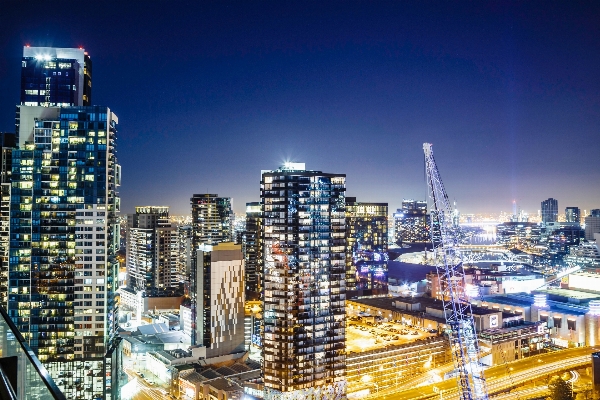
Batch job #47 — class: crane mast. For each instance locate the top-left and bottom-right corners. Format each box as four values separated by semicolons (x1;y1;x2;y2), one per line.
423;143;488;400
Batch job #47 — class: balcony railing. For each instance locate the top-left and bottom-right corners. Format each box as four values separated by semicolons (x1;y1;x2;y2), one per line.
0;305;66;400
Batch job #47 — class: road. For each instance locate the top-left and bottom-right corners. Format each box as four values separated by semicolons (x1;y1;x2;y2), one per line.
122;367;169;400
369;346;595;399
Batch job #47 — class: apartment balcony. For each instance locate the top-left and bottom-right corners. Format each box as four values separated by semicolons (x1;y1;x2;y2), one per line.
0;305;66;400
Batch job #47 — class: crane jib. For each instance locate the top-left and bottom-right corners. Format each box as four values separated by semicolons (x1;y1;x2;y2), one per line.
423;142;489;400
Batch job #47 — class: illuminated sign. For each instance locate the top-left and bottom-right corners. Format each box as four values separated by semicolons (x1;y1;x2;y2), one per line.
490;315;498;328
537;324;546;334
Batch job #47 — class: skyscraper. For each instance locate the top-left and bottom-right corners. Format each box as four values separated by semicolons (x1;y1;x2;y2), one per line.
261;163;346;399
126;206;178;291
243;201;262;301
345;197;388;297
21;46;92;107
541;198;559;223
190;194;232;345
566;207;581;223
8;106;121;400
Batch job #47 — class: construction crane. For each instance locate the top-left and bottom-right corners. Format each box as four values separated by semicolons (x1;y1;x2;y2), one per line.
423;143;489;400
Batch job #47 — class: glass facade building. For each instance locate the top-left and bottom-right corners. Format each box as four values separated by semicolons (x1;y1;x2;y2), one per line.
8;106;121;400
261;163;346;399
21;46;92;107
345;197;388;297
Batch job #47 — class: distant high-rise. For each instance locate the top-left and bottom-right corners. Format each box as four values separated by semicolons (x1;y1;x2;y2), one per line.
586;210;600;241
261;163;346;399
394;199;429;245
243;202;261;301
127;206;179;292
541;198;559;223
566;207;581;223
196;242;245;358
190;194;232;246
21;46;91;107
8;106;121;400
345;197;388;297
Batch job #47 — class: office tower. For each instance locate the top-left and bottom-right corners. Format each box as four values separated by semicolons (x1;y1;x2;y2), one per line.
565;207;581;223
196;242;245;358
393;199;429;245
345;197;388;297
127;206;178;291
541;198;559;223
586;210;600;241
243;202;261;301
8;106;121;400
261;163;346;399
21;46;91;107
190;194;232;246
190;194;232;345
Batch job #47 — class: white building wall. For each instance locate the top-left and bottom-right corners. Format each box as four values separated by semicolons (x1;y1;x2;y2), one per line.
74;205;109;395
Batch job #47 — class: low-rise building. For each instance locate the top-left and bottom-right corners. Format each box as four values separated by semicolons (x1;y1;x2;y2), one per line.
200;377;244;400
180;304;193;337
180;370;205;400
479;322;546;366
348;296;502;332
475;293;588;347
158;313;181;330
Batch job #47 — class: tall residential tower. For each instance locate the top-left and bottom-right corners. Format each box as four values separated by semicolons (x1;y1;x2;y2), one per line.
261;163;346;399
8;106;121;400
126;206;179;292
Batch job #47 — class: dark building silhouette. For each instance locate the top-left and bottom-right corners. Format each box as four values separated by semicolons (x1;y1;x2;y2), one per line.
565;207;581;223
243;202;261;301
541;198;558;223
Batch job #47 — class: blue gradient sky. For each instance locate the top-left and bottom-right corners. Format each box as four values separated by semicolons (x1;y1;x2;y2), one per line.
1;1;599;215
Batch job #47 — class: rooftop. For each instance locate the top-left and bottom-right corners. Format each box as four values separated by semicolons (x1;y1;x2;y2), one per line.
538;288;600;300
350;296;496;317
206;377;242;392
481;295;534;308
180;371;206;384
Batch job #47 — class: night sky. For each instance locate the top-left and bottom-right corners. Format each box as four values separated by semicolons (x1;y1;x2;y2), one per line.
1;1;599;215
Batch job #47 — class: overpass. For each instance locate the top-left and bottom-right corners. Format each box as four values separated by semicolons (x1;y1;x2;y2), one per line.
365;347;595;399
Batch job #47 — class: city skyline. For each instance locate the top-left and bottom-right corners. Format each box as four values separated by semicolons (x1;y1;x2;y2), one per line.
1;2;599;215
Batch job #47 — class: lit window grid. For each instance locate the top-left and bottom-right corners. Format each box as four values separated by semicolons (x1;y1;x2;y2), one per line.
261;172;347;395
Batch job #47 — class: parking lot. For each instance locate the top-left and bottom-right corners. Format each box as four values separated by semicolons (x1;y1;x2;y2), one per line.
346;316;438;353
